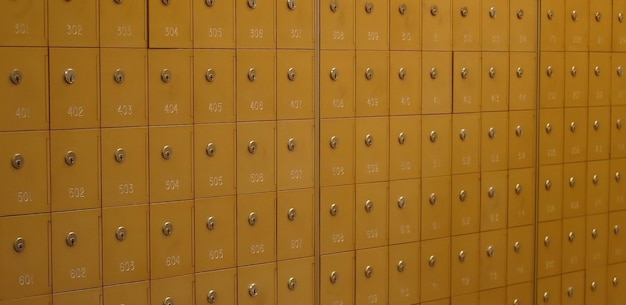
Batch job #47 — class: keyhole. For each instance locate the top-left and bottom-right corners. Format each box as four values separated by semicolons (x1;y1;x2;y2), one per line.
114;69;125;84
430;5;438;16
545;180;552;190
66;232;78;247
364;134;373;146
115;148;126;163
206;143;216;157
287;0;296;10
116;227;127;241
288;277;297;290
64;69;76;84
248;283;259;297
12;154;24;169
162;146;173;160
430;67;438;79
161;69;171;83
248;141;257;154
330;67;339;80
287;208;297;221
161;0;171;5
65;151;77;166
365;68;374;80
248;0;257;9
330;271;338;283
364;200;374;212
329;136;339;149
207;290;217;303
248;212;257;225
162;222;174;236
329;204;338;216
429;131;438;142
460;7;469;17
287;68;297;81
205;69;216;82
207;216;217;230
330;0;338;12
10;69;22;85
14;237;25;253
248;68;257;81
205;0;214;7
364;2;373;13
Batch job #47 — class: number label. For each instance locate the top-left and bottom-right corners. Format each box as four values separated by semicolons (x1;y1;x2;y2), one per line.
367;32;379;41
250;244;265;254
164;26;179;37
331;166;345;176
401;32;412;41
208;103;223;113
290;100;303;109
67;106;85;117
290;28;303;39
366;229;379;239
208;27;223;38
17;191;32;203
18;274;34;286
250;101;264;111
290;238;303;249
119;261;136;272
14;23;29;35
250;28;264;39
118;184;134;195
166;255;181;266
290;169;303;180
117;105;133;116
68;187;86;199
208;176;223;187
164;104;179;114
250;173;265;183
165;180;180;191
15;107;30;119
70;267;87;279
331;233;345;243
367;164;379;174
66;24;83;36
209;249;224;260
332;99;345;108
116;26;132;37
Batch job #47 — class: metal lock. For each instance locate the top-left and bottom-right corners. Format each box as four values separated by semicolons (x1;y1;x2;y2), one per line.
248;283;259;297
329;203;338;216
163;297;174;305
545;179;552;190
429;130;438;142
207;216;216;230
486;246;494;257
116;226;127;241
287;138;297;151
567;287;574;298
12;154;24;169
546;66;554;77
595;11;602;22
569;177;576;187
330;271;338;283
545;123;552;134
594;120;600;130
329;136;339;149
66;232;78;247
616;225;622;235
288;277;297;290
330;0;338;12
592;174;599;185
616;171;622;182
248;68;257;81
488;127;496;139
570;121;576;132
428;255;437;267
544;235;551;247
571;66;577;77
161;0;171;5
14;237;25;253
460;6;469;17
205;0;214;7
513;241;521;253
515;183;522;195
65;151;77;166
430;67;438;79
489;67;496;79
248;141;257;154
459;128;468;141
397;196;406;209
430;5;438;16
429;193;438;205
248;212;258;226
364;134;374;147
287;208;297;221
591;281;598;291
397;260;405;272
613;277;620;286
398;67;406;80
618;66;624;77
207;290;217;304
205;69;216;82
461;67;469;79
617;119;623;130
64;68;76;84
459;189;467;201
513;298;520;305
546;9;554;20
247;0;257;9
489;7;496;18
591;228;598;239
287;68;297;81
543;292;550;302
517;9;524;19
516;67;524;78
516;125;523;137
206;143;216;157
114;0;123;4
364;200;374;213
568;231;576;242
161;69;171;83
364;266;373;278
571;10;578;21
364;2;373;13
398;3;407;15
162;145;173;160
162;222;174;236
10;69;23;85
364;68;374;80
487;186;495;198
458;250;466;262
114;69;125;84
287;0;296;10
398;132;406;145
330;67;339;80
620;12;625;23
114;148;126;163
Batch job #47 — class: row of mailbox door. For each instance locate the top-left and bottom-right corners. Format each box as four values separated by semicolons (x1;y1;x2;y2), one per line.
2;0;547;51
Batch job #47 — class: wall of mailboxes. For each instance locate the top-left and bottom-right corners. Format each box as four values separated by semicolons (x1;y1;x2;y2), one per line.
2;1;626;305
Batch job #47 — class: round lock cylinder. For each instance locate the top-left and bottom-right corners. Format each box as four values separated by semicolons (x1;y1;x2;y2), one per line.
487;186;495;198
288;277;297;290
162;222;174;236
114;148;126;163
567;287;575;297
162;146;173;160
330;271;338;283
287;0;296;10
486;246;494;257
364;134;374;146
398;3;407;15
66;232;78;247
545;179;552;190
248;141;257;154
595;11;602;21
594;120;600;130
397;260;405;272
618;66;624;77
161;69;171;83
114;0;123;4
205;69;216;82
517;67;524;78
329;136;339;149
14;237;25;253
595;66;601;76
458;250;466;262
207;290;217;304
568;232;576;242
569;177;576;187
513;298;520;305
570;121;577;132
620;12;625;23
571;66;577;77
513;241;521;253
330;0;338;12
206;143;216;157
287;138;297;151
65;151;77;166
591;281;598;291
592;174;599;185
517;9;524;19
398;132;406;145
616;171;622;182
545;123;553;133
547;9;554;20
398;68;406;80
207;216;216;230
116;226;127;241
459;129;468;141
546;66;554;77
544;236;551;247
248;68;257;81
461;67;469;79
64;68;76;84
364;68;374;80
364;200;374;213
248;212;258;226
161;0;171;5
10;69;23;85
397;196;406;209
429;193;438;205
114;69;125;84
287;208;297;221
430;67;438;79
489;6;496;18
330;67;339;80
488;127;496;139
364;266;373;278
287;68;297;81
613;277;620;286
428;255;437;267
591;228;598;239
617;119;623;130
248;283;259;297
489;67;496;78
247;0;257;9
205;0;214;7
460;7;469;17
364;2;373;13
329;203;338;216
516;125;523;137
429;131;438;142
459;189;467;201
430;5;438;16
12;154;24;169
615;225;621;235
515;184;522;195
543;292;550;302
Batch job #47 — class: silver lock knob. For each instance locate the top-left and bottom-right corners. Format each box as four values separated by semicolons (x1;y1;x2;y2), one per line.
489;67;496;78
398;3;407;15
397;196;406;209
568;231;575;242
430;5;438;16
544;236;551;247
429;193;438;205
595;66;601;76
329;136;339;149
206;143;216;157
571;10;578;21
330;271;338;283
594;120;600;130
543;292;550;302
10;69;23;85
397;260;405;272
429;130;438;142
460;7;469;17
617;119;623;130
428;255;437;267
14;237;25;253
247;0;257;9
364;200;374;212
398;132;406;144
513;298;520;305
458;250;466;262
545;123;552;133
616;172;622;182
114;148;126;163
364;2;373;13
247;68;257;81
486;246;494;257
517;9;524;19
64;68;76;84
592;174;599;185
547;9;554;20
488;127;496;139
487;186;495;198
161;69;171;83
330;67;339;80
163;297;174;305
546;66;554;77
461;67;469;79
329;0;338;12
248;283;259;296
459;129;468;141
513;241;521;253
569;177;576;187
430;67;438;79
162;145;173;160
161;0;171;5
459;189;467;201
287;68;297;81
207;216;216;230
205;0;214;7
591;281;598;291
545;180;552;190
567;287;574;297
287;208;297;221
205;69;216;82
288;277;297;290
516;125;523;137
613;277;620;286
329;203;338;216
618;66;624;77
517;67;524;78
287;0;296;10
114;69;125;84
287;138;297;151
162;222;174;236
365;68;374;80
615;225;621;235
570;121;577;132
248;212;258;226
571;66;577;77
595;11;602;21
489;6;496;18
207;290;217;304
364;265;373;278
248;141;257;154
515;184;522;195
12;154;24;169
66;232;78;247
364;134;373;147
592;228;598;239
65;151;77;166
116;226;127;241
398;67;406;80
